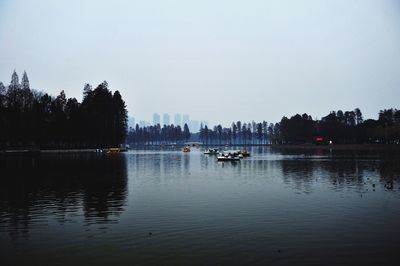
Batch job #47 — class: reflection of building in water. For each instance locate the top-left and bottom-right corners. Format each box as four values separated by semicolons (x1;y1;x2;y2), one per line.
0;154;128;239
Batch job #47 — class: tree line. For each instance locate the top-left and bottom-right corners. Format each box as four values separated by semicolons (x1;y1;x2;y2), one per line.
128;108;400;145
274;108;400;144
0;71;128;149
198;108;399;145
199;121;270;145
126;123;191;145
127;108;400;145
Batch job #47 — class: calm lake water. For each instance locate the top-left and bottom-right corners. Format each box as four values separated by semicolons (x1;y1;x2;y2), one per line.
1;147;400;265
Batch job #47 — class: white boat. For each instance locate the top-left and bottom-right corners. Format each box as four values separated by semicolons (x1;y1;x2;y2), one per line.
217;150;241;161
204;148;219;155
217;155;240;161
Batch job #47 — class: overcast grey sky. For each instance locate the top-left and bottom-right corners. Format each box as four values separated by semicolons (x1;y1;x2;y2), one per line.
1;0;399;126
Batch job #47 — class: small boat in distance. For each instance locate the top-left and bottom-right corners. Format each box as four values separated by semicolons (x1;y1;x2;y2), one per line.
204;148;219;155
182;146;191;152
217;154;240;161
106;148;121;154
240;150;251;157
217;150;241;161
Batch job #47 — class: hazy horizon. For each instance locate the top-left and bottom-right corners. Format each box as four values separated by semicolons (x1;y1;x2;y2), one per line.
1;0;400;126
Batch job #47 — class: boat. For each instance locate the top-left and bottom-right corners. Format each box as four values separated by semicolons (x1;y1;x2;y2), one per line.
182;146;191;152
106;148;121;154
240;150;251;157
223;150;241;157
204;148;219;155
217;155;240;161
224;149;250;157
217;150;241;161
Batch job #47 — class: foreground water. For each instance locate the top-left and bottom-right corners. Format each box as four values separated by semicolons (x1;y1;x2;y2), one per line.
1;147;399;265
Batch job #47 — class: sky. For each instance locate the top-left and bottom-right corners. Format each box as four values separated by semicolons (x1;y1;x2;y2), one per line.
1;0;400;126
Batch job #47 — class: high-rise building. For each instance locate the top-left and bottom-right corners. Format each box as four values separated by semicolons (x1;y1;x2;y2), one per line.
163;113;170;126
182;114;190;127
139;120;146;128
128;117;135;129
174;114;181;127
153;113;160;125
188;120;200;132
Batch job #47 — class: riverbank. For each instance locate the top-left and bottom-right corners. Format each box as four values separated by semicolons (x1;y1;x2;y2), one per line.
2;144;399;154
129;143;400;151
0;148;125;155
271;144;400;151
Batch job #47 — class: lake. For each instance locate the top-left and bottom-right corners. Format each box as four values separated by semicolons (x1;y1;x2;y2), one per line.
1;147;399;265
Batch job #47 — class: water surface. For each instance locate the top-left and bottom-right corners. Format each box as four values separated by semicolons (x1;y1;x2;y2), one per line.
1;147;399;265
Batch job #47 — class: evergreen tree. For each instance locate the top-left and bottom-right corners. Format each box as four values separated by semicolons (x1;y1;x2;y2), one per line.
83;83;92;99
354;108;363;125
113;90;128;145
6;70;21;108
21;71;30;90
0;82;6;95
183;123;190;141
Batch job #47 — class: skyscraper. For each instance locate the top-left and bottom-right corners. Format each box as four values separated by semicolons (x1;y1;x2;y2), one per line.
189;120;200;133
153;113;160;125
163;113;170;126
174;114;182;127
128;117;135;129
139;120;146;128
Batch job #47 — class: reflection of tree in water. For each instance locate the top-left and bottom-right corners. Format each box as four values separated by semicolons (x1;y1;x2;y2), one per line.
0;154;127;239
318;160;366;189
281;160;315;193
378;157;400;190
183;153;190;172
280;159;380;193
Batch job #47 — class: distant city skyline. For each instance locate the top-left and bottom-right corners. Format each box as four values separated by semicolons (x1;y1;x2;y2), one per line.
152;113;160;126
174;114;182;127
129;112;208;132
162;113;170;126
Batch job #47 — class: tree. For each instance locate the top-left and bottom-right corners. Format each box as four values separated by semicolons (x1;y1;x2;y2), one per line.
83;83;92;99
0;82;6;95
113;90;128;145
204;125;209;144
232;123;237;144
183;123;190;141
6;70;22;109
354;108;363;125
256;123;263;143
344;111;356;127
21;71;30;90
268;123;274;144
199;123;204;142
236;121;242;143
1;72;129;148
0;82;5;108
262;121;268;144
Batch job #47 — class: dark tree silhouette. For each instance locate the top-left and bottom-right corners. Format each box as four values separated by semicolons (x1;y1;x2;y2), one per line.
0;71;128;149
126;123;188;145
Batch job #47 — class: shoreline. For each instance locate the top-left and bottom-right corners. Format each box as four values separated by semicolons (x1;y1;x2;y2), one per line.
271;144;400;151
0;148;105;155
1;144;400;154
